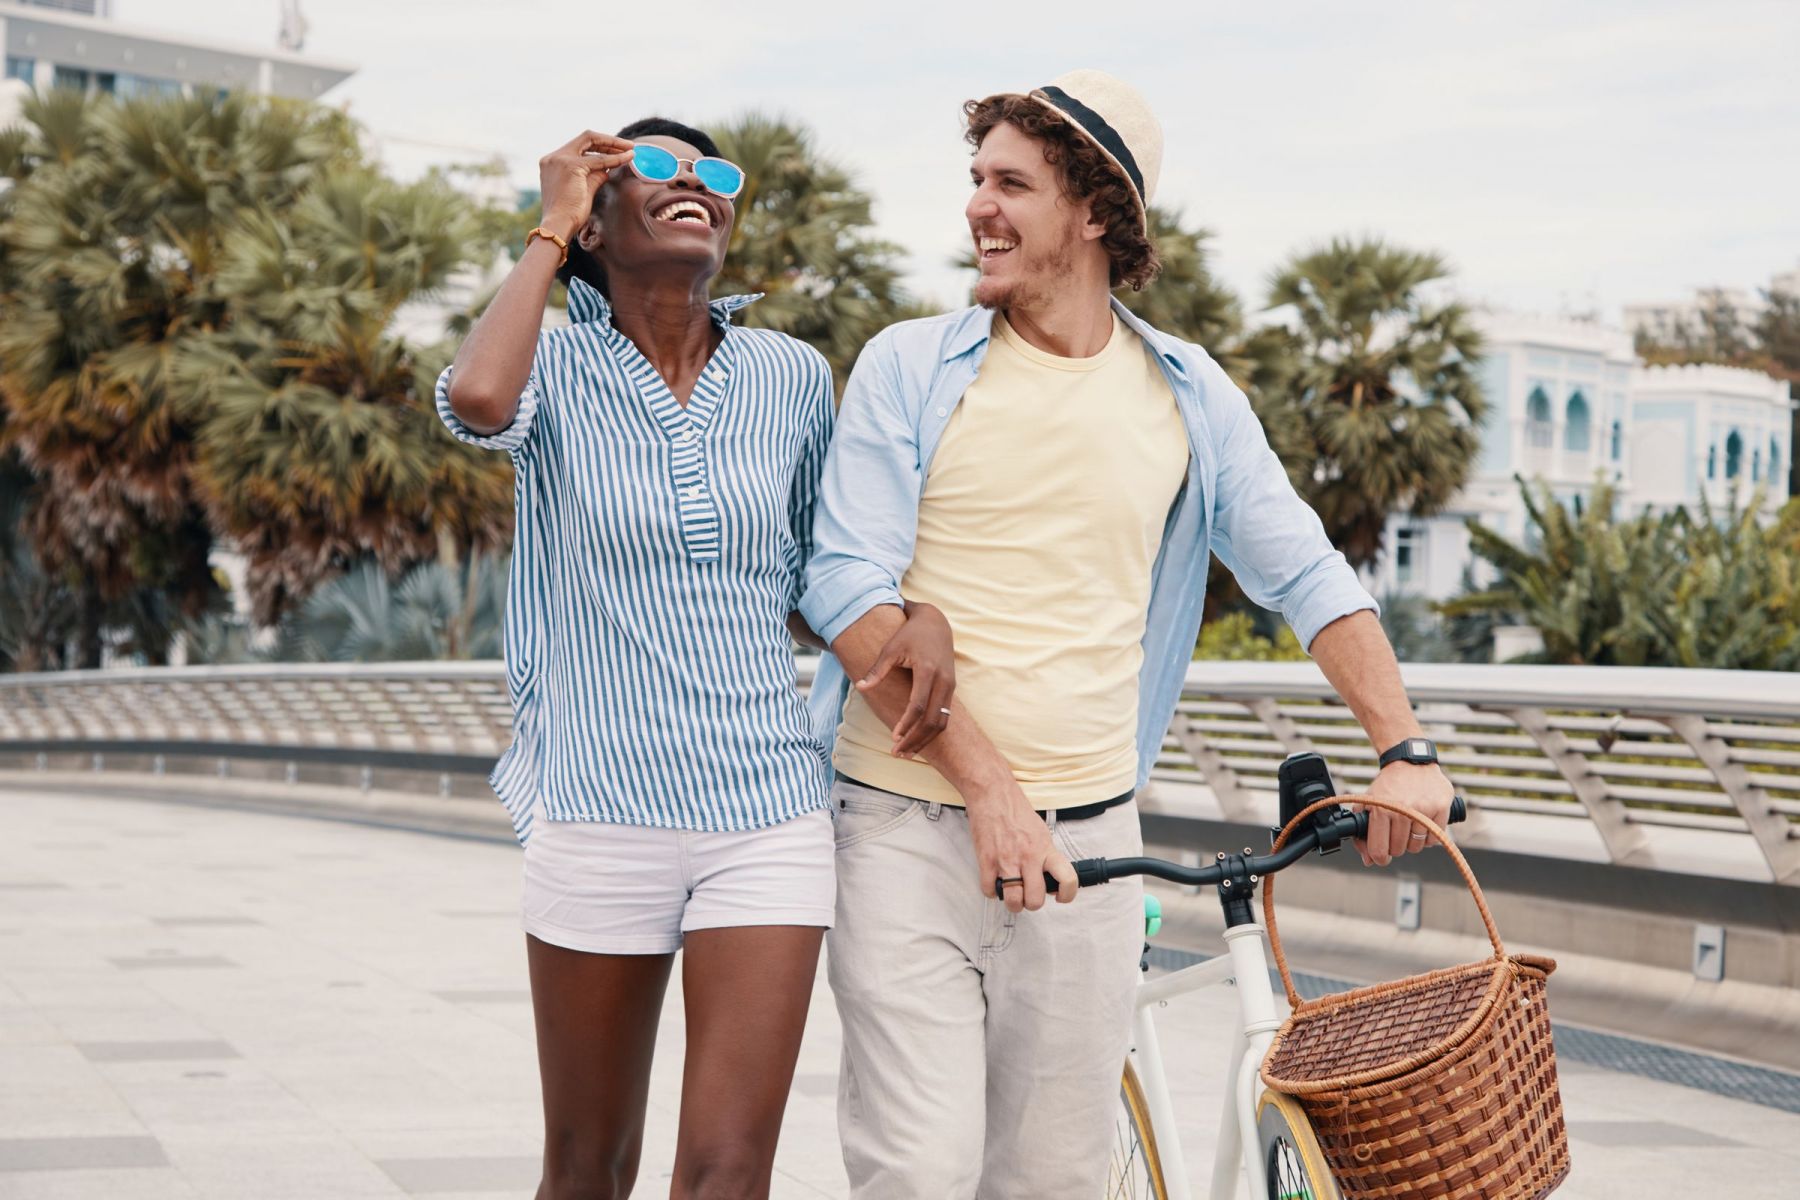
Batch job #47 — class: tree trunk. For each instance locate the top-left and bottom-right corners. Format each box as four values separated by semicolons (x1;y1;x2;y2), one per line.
77;576;103;669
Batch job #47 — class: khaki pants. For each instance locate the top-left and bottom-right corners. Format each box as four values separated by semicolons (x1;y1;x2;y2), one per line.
827;778;1145;1199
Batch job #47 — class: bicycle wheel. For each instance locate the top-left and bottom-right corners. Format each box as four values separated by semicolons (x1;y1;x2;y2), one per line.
1105;1059;1169;1199
1255;1089;1340;1200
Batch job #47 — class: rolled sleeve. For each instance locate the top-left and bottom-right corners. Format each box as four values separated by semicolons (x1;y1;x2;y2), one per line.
434;363;543;455
1205;369;1377;652
798;334;918;645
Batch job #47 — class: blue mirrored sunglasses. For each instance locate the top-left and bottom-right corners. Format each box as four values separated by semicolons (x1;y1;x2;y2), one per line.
629;143;745;200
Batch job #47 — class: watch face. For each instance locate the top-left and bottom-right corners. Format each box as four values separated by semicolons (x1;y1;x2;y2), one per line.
1412;739;1432;758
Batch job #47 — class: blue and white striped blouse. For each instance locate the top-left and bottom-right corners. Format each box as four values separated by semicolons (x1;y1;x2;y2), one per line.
436;278;834;841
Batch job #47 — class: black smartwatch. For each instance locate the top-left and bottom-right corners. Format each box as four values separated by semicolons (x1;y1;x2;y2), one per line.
1378;737;1439;769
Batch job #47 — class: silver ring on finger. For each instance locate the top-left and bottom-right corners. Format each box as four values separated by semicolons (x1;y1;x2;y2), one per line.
1410;831;1429;842
938;707;952;716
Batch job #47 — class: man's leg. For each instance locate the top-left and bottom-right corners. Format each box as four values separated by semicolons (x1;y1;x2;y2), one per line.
828;782;988;1199
977;801;1146;1199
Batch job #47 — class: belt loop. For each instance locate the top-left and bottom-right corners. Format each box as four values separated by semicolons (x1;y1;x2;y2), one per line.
926;801;943;822
1045;808;1058;830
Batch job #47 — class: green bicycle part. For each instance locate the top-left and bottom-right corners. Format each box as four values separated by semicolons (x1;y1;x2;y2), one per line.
1143;893;1163;939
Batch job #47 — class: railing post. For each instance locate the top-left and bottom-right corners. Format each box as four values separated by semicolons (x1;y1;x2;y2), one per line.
1657;713;1800;884
1242;698;1317;757
1489;705;1648;866
1166;709;1262;823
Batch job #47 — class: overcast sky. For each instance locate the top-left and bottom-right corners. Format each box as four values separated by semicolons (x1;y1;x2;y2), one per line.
121;0;1800;319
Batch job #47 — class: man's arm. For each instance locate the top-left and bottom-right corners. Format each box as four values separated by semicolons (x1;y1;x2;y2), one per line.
1307;610;1454;866
829;606;1075;915
1200;358;1451;863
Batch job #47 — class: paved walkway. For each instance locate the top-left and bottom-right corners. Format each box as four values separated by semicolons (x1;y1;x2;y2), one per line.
2;787;1795;1198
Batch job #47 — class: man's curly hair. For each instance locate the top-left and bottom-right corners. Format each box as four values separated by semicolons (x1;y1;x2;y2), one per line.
964;94;1160;291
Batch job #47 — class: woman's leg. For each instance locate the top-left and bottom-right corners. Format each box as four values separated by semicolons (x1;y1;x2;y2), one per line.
527;934;675;1200
668;924;824;1200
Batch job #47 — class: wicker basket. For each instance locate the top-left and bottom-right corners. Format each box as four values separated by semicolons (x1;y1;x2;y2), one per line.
1259;796;1570;1200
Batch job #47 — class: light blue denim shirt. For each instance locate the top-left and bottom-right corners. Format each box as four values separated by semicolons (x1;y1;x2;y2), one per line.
799;298;1378;791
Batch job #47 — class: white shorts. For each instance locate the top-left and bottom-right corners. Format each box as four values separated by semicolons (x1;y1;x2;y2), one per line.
520;807;836;955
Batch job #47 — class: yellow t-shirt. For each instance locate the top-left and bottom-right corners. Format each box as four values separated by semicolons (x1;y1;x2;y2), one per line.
834;313;1189;808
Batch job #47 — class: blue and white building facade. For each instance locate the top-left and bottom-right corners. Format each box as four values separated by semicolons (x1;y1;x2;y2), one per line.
1361;313;1795;603
1627;363;1792;519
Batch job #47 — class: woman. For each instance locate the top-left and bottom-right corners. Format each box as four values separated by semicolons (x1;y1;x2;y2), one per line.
438;118;952;1199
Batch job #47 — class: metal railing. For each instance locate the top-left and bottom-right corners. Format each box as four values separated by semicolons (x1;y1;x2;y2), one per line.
3;660;1797;884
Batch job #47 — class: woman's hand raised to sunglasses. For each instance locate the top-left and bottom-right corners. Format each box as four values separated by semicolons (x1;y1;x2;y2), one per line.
538;131;635;241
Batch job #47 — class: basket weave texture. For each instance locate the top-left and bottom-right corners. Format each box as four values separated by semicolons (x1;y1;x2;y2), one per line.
1259;796;1570;1200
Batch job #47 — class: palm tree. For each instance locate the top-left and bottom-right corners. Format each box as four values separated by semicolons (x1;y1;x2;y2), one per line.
0;89;516;656
1653;491;1800;670
178;166;515;623
278;555;506;662
1441;477;1675;666
1115;207;1242;351
1262;237;1486;570
0;451;74;671
708;114;922;380
0;89;356;662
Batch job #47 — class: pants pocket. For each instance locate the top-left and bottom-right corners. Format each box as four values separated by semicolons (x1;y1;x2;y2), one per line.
832;782;921;850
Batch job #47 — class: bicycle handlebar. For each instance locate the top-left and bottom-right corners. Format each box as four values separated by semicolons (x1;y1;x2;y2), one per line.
1047;795;1467;893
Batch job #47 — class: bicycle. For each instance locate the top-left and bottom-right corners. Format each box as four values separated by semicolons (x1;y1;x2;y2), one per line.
1061;752;1469;1200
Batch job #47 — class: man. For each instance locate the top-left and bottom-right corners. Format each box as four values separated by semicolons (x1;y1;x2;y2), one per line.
799;69;1455;1197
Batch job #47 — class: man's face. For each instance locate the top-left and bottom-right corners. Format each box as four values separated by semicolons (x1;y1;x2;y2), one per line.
966;122;1091;311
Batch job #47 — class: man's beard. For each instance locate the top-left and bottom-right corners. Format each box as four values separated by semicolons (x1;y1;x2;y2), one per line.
974;231;1077;312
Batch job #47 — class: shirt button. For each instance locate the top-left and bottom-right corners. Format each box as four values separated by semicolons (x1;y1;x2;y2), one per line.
677;431;694;444
685;486;705;500
936;406;947;417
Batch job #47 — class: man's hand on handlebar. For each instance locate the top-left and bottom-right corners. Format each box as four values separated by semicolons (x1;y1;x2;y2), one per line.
968;784;1078;913
1358;761;1457;867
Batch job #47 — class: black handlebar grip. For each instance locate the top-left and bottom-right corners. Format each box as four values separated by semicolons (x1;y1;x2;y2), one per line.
1036;860;1110;893
1350;795;1468;841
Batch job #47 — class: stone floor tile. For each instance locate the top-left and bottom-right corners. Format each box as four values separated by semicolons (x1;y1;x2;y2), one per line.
76;1041;240;1064
0;1136;167;1171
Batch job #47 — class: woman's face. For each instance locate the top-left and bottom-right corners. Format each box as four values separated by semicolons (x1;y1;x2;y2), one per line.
577;134;734;286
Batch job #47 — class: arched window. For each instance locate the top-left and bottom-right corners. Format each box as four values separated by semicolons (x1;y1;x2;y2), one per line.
1753;448;1762;482
1725;430;1744;479
1773;439;1784;484
1707;445;1717;479
1610;420;1623;461
1526;386;1553;449
1564;392;1591;452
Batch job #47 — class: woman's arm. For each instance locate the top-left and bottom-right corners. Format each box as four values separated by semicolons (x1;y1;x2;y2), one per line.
447;130;633;434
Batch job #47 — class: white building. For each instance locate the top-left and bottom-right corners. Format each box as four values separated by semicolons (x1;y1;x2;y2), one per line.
1361;313;1638;602
1362;309;1796;608
1;0;354;128
1629;364;1792;520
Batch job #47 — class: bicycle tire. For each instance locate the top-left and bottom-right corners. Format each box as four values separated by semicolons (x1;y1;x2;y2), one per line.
1105;1059;1170;1199
1255;1089;1340;1200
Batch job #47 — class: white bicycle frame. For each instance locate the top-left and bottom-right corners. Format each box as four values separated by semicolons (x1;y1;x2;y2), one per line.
1127;920;1293;1200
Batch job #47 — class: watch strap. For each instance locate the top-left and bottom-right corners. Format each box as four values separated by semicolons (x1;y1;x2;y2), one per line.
1378;737;1439;768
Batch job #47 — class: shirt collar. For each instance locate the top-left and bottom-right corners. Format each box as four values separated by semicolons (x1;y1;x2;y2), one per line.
565;277;764;328
941;297;1188;378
